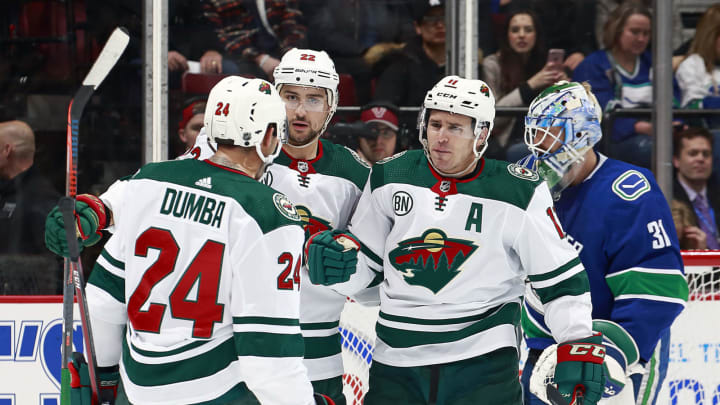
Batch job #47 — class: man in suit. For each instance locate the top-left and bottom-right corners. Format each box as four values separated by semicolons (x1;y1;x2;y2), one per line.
672;127;720;249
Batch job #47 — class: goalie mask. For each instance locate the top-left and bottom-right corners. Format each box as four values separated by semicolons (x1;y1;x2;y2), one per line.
204;76;288;171
274;48;339;137
418;76;495;174
524;81;602;198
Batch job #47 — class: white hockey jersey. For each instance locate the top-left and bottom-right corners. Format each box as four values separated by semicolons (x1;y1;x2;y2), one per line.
87;159;315;405
334;151;593;367
262;139;370;380
100;133;371;381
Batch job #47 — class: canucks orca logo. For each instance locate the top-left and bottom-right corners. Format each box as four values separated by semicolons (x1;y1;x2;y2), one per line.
388;229;478;294
296;205;332;236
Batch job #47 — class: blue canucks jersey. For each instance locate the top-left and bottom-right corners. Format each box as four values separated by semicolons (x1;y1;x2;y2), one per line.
522;153;688;361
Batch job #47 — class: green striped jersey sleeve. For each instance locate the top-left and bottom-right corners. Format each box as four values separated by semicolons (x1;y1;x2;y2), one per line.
88;248;126;303
528;257;590;304
605;267;688;304
232;316;304;358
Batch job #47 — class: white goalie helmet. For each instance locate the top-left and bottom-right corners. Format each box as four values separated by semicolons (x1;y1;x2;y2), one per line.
273;48;339;135
418;75;496;162
204;75;288;166
524;81;602;197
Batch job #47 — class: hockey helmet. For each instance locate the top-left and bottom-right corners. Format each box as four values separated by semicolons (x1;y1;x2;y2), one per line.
273;48;339;135
418;75;496;165
204;76;288;166
524;81;602;196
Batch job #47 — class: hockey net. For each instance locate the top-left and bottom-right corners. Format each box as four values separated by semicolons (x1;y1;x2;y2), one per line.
339;298;379;404
664;250;720;405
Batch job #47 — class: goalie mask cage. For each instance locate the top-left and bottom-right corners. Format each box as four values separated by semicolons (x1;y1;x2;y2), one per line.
338;251;720;405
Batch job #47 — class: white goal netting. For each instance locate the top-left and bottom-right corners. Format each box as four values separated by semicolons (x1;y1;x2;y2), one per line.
663;251;720;405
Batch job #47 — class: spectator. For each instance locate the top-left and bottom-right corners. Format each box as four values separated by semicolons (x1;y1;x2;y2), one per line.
676;3;720;175
511;0;597;71
168;0;239;82
301;0;414;105
672;127;720;250
357;101;402;165
573;1;679;169
482;9;566;161
0;120;61;293
595;0;684;52
203;0;307;81
175;98;207;155
372;0;446;119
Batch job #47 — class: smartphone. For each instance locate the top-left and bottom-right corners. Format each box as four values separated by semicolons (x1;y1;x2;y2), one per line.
547;49;565;67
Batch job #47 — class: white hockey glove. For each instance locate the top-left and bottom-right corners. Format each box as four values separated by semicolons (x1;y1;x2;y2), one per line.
592;320;640;403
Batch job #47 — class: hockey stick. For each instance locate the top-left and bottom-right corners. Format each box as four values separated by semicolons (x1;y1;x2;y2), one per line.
61;27;129;405
60;197;103;404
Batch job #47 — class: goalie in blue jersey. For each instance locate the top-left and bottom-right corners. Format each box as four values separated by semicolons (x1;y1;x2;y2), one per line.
519;81;688;405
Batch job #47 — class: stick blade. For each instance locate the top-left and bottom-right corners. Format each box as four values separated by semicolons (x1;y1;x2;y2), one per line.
82;27;130;89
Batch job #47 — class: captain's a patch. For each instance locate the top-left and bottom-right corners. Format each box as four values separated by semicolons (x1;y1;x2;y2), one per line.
612;170;651;201
507;163;539;181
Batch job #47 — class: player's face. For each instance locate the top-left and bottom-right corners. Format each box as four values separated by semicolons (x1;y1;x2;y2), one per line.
673;136;713;183
426;110;479;174
178;113;204;149
358;123;397;164
280;85;330;146
618;14;650;55
508;13;536;54
415;7;445;46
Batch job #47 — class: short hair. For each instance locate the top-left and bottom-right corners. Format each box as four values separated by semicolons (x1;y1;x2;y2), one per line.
688;4;720;74
602;2;652;50
673;127;714;157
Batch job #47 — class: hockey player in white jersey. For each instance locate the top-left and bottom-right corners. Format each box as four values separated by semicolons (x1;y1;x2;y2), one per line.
519;81;687;405
45;49;369;404
304;76;607;405
46;77;337;404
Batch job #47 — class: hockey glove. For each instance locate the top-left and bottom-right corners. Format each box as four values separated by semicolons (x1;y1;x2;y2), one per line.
69;352;119;405
45;194;108;257
314;393;336;405
305;230;360;286
592;320;640;400
554;333;606;405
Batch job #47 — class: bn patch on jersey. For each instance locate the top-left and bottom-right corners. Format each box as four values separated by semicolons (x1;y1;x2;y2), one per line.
273;193;301;221
611;170;651;201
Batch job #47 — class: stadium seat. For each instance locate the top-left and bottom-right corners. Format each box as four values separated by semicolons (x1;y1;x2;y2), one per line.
338;74;358;107
181;72;231;95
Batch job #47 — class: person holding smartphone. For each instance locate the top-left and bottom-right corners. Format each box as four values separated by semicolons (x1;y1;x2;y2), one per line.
482;9;567;162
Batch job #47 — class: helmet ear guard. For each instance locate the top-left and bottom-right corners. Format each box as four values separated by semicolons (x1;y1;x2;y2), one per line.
273;48;339;136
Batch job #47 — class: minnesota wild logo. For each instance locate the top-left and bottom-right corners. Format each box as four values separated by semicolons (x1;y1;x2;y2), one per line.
296;205;332;236
388;229;478;294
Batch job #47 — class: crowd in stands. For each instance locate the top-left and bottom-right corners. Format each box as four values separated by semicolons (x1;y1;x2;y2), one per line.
1;0;719;294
